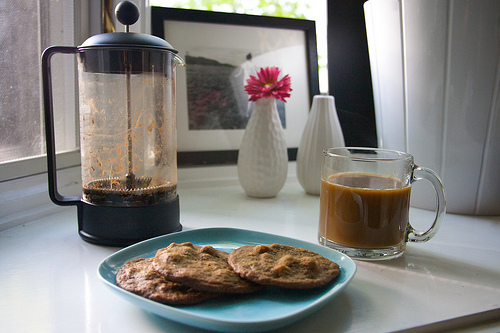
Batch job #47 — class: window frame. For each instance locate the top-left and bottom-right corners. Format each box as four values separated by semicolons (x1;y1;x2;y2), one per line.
0;0;151;184
0;151;81;182
0;0;127;230
0;0;152;230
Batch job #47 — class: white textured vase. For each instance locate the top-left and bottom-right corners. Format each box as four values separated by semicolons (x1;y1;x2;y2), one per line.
237;98;288;198
296;95;345;195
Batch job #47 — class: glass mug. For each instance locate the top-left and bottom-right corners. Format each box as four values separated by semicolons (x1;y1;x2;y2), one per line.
318;147;446;260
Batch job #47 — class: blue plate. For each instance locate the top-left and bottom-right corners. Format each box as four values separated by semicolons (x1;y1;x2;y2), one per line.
98;227;356;332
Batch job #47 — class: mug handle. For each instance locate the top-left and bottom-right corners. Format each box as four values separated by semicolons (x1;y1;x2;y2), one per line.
407;166;446;242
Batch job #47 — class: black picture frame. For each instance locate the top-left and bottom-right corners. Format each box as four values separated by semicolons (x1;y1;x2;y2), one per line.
151;7;320;166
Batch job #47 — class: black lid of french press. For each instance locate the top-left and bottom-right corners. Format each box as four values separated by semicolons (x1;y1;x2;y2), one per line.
77;1;179;73
78;1;177;53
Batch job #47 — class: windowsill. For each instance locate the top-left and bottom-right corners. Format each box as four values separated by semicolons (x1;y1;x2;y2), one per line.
0;162;244;231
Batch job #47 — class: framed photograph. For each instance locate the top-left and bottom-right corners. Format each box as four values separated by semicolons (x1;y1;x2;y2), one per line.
151;7;320;165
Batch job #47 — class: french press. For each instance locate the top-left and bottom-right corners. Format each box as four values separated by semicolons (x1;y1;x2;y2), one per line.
42;1;183;246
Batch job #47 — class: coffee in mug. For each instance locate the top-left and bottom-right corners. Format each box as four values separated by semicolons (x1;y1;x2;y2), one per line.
318;147;446;260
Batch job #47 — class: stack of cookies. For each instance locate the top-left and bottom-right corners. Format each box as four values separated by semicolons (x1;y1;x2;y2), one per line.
115;242;340;306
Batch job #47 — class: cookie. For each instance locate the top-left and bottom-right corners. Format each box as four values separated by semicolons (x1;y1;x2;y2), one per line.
228;244;340;289
152;242;263;294
115;258;218;305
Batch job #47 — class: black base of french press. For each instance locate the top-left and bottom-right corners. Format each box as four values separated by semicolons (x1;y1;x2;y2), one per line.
77;196;182;247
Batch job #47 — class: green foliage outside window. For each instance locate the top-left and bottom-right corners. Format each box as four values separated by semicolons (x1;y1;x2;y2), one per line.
151;0;310;19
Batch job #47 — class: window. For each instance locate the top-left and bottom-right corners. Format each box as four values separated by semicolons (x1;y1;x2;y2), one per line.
0;0;80;181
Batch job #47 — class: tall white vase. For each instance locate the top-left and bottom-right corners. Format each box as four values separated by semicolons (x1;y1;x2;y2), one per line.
237;98;288;198
296;95;345;195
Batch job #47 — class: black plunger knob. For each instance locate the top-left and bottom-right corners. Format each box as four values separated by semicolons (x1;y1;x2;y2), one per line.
115;1;140;27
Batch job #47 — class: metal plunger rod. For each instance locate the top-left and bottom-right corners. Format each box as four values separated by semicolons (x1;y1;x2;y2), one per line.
125;50;135;189
115;1;141;189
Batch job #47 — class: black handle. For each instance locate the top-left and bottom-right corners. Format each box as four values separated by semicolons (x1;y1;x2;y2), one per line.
41;46;81;206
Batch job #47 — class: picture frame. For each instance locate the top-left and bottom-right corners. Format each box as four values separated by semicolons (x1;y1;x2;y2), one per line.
151;7;320;166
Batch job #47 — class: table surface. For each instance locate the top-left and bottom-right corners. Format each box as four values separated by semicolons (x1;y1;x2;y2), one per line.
1;164;500;333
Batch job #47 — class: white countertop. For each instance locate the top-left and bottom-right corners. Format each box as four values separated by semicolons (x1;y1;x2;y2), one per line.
1;164;500;332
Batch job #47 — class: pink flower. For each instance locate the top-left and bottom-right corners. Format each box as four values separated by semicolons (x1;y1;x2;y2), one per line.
244;67;292;102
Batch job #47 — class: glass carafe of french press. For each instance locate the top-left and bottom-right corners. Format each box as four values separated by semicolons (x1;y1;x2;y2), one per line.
42;1;184;246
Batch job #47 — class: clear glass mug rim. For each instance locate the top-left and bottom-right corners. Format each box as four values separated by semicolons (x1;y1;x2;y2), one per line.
323;147;414;163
